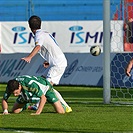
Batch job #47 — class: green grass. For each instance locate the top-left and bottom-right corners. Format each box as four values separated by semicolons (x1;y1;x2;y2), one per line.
0;84;133;133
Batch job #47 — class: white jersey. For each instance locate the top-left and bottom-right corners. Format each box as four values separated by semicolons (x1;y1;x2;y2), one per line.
34;29;67;67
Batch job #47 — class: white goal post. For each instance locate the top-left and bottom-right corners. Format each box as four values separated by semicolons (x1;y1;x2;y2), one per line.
103;0;111;104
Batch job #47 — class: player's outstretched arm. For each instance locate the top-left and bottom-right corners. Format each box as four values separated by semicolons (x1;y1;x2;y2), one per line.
21;45;41;63
2;99;9;114
31;95;46;115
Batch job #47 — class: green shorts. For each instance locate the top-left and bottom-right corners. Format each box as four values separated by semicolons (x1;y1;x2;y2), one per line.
46;89;59;103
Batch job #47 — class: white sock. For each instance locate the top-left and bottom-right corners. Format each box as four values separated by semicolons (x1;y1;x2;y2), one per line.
53;89;70;107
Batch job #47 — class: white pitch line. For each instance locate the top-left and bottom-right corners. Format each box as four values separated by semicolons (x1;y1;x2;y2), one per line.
15;131;34;133
0;128;34;133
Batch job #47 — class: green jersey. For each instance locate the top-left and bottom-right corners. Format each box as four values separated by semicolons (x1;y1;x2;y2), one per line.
3;75;58;104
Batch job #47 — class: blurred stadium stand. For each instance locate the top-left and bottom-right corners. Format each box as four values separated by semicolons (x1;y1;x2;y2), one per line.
0;0;121;21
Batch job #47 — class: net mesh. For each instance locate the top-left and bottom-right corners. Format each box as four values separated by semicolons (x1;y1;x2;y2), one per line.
111;0;133;104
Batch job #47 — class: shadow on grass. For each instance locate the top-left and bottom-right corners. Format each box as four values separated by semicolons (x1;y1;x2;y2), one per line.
57;89;103;99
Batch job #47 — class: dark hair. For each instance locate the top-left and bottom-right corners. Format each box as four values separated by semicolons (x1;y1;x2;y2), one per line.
28;15;41;30
7;79;19;93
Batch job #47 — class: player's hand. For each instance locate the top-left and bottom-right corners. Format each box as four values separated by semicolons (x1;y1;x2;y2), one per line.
125;67;131;77
21;57;31;63
126;70;131;77
3;109;9;115
125;64;132;77
43;61;49;68
3;112;10;115
125;60;133;77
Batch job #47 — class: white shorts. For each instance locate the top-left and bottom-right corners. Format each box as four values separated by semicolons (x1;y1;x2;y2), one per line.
43;66;66;85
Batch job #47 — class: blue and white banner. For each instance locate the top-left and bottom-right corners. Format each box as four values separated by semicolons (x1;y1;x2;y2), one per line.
1;53;132;88
1;21;123;53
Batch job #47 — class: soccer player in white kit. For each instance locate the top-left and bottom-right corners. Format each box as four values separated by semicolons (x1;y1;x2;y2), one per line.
21;15;72;112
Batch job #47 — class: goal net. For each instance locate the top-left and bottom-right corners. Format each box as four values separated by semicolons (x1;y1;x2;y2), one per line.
110;0;133;104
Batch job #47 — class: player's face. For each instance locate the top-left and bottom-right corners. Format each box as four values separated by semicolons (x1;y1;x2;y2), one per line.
13;85;21;96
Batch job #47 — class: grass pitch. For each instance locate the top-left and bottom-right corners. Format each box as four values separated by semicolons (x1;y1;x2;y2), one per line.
0;84;133;133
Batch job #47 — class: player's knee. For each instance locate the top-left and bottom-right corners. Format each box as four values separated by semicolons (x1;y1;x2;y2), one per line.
56;107;65;114
12;109;21;114
57;110;65;114
12;110;19;113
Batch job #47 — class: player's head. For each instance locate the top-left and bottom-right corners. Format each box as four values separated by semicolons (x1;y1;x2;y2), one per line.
28;15;41;30
7;79;19;94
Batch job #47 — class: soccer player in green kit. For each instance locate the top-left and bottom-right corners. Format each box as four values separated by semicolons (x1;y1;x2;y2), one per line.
2;75;69;115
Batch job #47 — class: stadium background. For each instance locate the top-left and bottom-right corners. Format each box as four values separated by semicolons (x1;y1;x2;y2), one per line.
0;0;109;21
0;0;132;87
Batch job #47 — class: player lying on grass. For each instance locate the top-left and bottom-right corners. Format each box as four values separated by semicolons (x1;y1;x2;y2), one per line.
2;75;71;115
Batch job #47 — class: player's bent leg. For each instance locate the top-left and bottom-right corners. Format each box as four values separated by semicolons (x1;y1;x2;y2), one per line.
53;89;69;107
12;102;25;113
52;100;65;114
53;89;72;113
